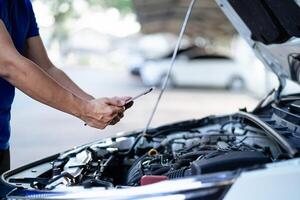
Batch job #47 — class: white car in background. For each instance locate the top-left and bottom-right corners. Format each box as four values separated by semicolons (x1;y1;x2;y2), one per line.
140;53;247;90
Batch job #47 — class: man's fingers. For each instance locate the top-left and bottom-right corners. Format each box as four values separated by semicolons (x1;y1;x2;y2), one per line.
82;97;129;130
105;97;126;107
118;112;124;119
121;96;132;103
105;105;122;117
105;96;133;107
114;106;125;116
85;121;106;129
109;117;120;125
107;108;124;125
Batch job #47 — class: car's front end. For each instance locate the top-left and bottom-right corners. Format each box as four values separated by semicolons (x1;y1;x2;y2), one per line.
2;0;300;199
2;95;300;199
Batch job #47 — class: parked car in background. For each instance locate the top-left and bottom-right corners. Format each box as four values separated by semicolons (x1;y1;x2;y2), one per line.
128;33;192;77
139;51;246;90
129;46;198;77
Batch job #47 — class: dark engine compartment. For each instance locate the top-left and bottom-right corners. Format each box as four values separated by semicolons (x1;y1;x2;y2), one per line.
4;96;300;191
4;117;284;190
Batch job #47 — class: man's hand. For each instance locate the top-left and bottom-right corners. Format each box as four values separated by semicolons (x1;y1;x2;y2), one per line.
81;97;131;129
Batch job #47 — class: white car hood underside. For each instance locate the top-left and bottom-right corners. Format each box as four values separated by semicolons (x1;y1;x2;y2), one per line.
216;0;300;87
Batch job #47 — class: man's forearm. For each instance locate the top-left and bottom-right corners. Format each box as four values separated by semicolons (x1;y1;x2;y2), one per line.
47;66;94;100
23;36;94;101
2;55;87;118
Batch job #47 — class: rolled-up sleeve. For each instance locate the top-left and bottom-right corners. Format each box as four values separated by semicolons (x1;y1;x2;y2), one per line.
26;0;39;38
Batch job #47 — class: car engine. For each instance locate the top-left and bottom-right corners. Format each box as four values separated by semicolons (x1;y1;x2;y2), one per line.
7;113;288;191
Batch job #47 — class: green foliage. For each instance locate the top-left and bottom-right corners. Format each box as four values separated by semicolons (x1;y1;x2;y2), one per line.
85;0;133;13
100;0;133;13
33;0;133;42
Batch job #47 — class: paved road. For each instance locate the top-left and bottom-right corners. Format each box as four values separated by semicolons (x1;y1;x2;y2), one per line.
10;68;258;168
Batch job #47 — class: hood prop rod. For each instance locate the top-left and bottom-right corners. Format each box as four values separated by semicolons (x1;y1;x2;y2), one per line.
142;0;197;139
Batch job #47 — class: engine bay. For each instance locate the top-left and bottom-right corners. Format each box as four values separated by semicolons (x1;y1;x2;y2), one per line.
7;113;294;191
4;95;300;191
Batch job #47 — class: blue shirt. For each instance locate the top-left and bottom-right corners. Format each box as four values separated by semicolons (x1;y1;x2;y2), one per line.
0;0;39;149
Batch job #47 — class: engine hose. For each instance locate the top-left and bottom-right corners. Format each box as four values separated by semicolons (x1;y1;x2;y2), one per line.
173;159;191;170
178;151;214;160
165;167;190;179
151;166;171;175
83;179;114;188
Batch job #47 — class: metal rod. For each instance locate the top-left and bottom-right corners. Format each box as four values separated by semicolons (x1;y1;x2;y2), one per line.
142;0;196;135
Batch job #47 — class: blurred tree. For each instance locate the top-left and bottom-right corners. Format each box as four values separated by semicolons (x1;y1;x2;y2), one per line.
87;0;133;13
33;0;133;46
48;1;77;45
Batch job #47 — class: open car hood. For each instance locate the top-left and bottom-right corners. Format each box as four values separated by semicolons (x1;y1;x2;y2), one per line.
216;0;300;88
